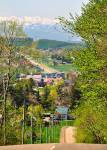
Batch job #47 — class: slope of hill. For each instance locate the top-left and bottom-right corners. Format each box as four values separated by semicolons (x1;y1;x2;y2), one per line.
35;39;72;49
35;39;85;50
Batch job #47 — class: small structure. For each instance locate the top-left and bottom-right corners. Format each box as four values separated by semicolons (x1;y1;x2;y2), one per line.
42;113;51;127
33;74;42;82
55;106;68;120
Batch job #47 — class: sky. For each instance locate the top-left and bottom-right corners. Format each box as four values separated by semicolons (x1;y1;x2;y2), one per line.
0;0;89;19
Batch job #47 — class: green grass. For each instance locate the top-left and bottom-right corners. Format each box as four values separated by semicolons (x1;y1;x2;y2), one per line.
36;56;77;73
41;58;77;73
51;64;77;72
46;63;77;73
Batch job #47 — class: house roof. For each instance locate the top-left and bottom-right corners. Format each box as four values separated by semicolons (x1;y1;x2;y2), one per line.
33;75;42;79
56;106;68;115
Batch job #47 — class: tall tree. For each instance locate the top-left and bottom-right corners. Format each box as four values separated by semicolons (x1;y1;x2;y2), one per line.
0;21;26;145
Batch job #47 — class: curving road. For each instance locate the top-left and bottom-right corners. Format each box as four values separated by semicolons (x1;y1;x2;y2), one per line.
24;55;58;73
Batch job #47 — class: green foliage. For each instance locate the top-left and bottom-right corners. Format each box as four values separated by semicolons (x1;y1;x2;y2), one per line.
10;79;35;107
60;0;107;144
12;37;33;47
72;47;107;143
0;100;23;145
28;104;44;124
75;99;107;143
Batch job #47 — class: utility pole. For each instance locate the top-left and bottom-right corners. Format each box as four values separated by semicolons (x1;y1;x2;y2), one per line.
30;105;33;144
3;92;6;145
3;76;7;145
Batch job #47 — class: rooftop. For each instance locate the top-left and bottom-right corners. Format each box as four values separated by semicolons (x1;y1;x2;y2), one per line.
56;106;68;115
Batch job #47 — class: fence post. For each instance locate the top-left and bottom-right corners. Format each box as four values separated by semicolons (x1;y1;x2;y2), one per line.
31;114;33;144
46;127;48;143
40;124;42;143
52;116;54;142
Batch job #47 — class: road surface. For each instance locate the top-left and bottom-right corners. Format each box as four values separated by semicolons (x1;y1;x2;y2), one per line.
0;144;107;150
24;55;58;73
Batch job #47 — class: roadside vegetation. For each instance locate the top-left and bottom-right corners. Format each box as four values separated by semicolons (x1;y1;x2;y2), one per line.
60;0;107;143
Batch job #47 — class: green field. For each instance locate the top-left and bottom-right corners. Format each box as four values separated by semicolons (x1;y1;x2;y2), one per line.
41;57;77;73
46;63;77;73
51;64;77;72
35;39;86;50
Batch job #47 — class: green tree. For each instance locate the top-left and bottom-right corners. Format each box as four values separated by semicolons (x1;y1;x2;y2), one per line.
48;87;59;111
60;0;107;143
0;21;26;145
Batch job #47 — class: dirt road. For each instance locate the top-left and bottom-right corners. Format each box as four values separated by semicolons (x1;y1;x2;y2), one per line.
60;126;76;144
24;55;58;73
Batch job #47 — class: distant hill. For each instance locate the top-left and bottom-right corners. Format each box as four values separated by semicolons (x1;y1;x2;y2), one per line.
12;37;33;47
35;39;85;50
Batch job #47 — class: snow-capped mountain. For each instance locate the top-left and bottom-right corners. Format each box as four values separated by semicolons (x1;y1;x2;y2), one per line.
24;24;81;42
0;16;59;25
0;16;81;42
